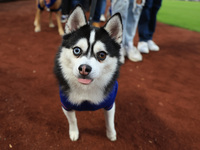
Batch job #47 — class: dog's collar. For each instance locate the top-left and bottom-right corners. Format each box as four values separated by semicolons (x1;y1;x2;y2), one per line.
59;81;118;111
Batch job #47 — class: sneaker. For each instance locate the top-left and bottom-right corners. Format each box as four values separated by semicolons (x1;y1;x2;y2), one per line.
137;41;149;53
125;43;142;62
147;40;160;51
61;15;68;23
100;14;106;22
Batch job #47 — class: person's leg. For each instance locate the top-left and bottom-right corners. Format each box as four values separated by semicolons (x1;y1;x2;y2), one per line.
101;0;106;15
71;0;82;9
137;0;153;53
61;0;71;15
100;0;107;21
111;0;129;63
125;0;143;46
138;0;153;42
148;0;162;40
124;0;143;62
93;0;103;23
82;0;90;11
61;0;71;23
145;0;162;51
112;0;129;46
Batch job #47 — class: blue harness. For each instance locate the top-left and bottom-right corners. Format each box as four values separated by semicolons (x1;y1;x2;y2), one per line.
38;0;61;12
60;81;118;111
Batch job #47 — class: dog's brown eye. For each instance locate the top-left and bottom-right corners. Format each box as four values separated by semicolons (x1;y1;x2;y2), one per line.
73;47;82;57
97;51;107;61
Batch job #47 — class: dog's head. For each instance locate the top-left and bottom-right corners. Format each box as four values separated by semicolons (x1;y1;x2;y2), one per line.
55;6;122;90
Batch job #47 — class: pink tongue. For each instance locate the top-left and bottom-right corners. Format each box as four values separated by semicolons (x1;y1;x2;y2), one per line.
78;78;92;84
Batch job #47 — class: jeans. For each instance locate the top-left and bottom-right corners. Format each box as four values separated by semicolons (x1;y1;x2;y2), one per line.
101;0;106;15
112;0;143;47
61;0;71;15
138;0;162;42
71;0;102;22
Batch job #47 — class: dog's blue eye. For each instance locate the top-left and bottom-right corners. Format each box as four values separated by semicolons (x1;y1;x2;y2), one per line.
73;47;82;56
97;51;107;61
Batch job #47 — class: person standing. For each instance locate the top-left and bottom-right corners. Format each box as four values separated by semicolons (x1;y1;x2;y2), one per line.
137;0;162;53
112;0;145;63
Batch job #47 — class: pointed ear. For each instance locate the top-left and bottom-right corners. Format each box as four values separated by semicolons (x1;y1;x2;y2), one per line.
65;5;87;34
103;13;123;44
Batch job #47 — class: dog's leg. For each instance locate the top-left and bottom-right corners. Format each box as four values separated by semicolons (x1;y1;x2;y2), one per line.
34;8;42;32
34;0;39;27
62;108;79;141
104;103;117;141
55;11;64;36
49;12;55;28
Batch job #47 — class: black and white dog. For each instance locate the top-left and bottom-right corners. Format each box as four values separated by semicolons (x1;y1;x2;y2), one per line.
54;6;122;141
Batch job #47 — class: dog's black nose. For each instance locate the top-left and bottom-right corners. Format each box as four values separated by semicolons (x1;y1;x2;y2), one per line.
78;64;92;76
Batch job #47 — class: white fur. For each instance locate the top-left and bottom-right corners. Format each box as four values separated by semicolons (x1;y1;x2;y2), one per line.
87;30;96;57
58;6;122;141
65;7;86;34
89;30;96;45
59;39;118;105
104;15;123;44
104;103;117;141
62;108;79;141
62;103;116;141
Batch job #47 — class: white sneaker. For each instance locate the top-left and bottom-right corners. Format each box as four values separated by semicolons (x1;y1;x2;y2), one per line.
125;43;142;62
61;15;68;23
137;42;149;53
100;14;106;22
147;40;159;51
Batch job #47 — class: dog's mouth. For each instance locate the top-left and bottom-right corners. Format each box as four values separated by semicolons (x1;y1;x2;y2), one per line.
78;78;93;85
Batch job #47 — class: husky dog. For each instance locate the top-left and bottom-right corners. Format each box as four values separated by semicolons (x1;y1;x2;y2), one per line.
54;6;123;141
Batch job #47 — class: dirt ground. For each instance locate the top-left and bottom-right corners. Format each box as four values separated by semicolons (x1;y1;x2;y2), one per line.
0;0;200;150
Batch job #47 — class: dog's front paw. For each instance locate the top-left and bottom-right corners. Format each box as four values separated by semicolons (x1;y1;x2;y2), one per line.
49;23;55;28
69;130;79;141
34;20;37;26
34;26;41;33
106;130;117;141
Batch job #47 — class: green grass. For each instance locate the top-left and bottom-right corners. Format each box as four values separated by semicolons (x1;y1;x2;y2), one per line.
157;0;200;32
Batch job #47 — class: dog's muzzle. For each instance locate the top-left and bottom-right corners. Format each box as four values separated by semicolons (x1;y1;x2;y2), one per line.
78;64;92;76
78;64;93;85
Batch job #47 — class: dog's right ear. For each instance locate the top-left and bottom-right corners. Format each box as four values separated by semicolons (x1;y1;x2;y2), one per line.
65;5;87;34
103;13;123;44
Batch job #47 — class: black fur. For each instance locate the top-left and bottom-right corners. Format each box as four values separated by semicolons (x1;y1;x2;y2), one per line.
54;24;121;98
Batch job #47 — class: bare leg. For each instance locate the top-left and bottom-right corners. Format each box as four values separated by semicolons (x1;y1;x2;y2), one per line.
104;103;117;141
62;108;79;141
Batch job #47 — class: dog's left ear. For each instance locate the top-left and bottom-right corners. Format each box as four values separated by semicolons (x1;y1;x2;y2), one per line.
103;13;123;44
65;5;87;34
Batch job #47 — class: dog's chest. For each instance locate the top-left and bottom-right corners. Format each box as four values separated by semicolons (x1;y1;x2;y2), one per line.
68;84;105;105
